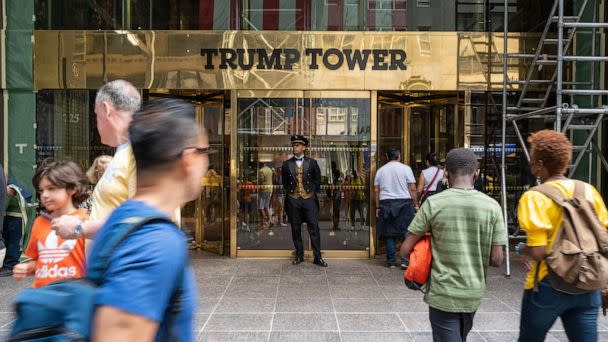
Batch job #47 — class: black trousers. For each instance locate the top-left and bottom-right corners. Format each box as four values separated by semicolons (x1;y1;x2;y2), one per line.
429;307;476;342
285;197;322;260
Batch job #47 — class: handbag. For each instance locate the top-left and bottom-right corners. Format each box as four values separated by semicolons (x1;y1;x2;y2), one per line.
420;168;441;203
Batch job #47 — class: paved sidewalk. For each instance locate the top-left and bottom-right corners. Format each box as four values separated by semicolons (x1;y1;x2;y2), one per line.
1;252;607;341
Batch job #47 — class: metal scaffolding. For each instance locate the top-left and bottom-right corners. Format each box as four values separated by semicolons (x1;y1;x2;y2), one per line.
501;0;608;276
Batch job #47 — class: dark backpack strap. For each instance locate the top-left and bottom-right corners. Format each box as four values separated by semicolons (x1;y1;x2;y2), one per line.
87;215;174;285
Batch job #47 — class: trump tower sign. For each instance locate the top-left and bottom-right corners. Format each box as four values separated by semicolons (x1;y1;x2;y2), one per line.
34;31;493;90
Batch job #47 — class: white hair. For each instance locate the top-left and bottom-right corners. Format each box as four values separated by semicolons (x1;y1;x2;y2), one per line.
95;80;141;113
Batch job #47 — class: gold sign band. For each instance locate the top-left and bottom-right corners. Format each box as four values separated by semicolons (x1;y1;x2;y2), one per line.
34;31;539;91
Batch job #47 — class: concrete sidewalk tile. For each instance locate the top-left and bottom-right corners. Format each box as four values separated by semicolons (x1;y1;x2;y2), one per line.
473;312;521;331
478;331;521;341
269;331;340;342
198;331;270;342
275;297;334;313
389;299;429;313
280;274;327;286
281;263;328;275
0;313;15;329
215;298;276;313
197;298;220;313
329;285;385;299
271;313;338;331
338;313;406;332
341;332;414;341
230;276;280;286
193;313;210;333
224;284;277;299
399;313;431;331
327;275;377;286
196;285;229;298
278;285;331;298
204;313;273;331
333;298;392;313
380;286;424;299
477;298;518;313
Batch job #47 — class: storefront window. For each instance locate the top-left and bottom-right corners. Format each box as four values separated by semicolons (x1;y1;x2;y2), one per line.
35;90;113;172
236;92;370;252
35;0;561;32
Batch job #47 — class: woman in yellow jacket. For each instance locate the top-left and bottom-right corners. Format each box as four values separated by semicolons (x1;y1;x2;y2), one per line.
516;129;608;341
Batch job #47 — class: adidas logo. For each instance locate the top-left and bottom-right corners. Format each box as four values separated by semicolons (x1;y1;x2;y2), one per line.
37;230;77;264
35;264;77;279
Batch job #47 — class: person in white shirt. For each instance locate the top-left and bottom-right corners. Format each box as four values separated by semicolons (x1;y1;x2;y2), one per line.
417;152;445;203
374;147;419;269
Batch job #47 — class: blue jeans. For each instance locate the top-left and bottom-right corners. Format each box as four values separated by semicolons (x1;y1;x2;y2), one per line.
519;278;601;342
2;216;22;269
385;237;408;265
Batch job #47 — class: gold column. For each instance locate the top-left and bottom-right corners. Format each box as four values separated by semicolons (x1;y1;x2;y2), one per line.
464;90;472;148
230;91;238;258
369;91;378;258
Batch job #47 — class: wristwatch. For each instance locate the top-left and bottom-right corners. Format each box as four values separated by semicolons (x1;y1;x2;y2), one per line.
73;224;84;239
515;242;526;256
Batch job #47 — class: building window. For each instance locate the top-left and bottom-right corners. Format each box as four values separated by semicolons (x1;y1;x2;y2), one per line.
417;0;430;8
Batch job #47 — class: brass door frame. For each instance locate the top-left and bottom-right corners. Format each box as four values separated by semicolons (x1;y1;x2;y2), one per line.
231;90;372;259
196;98;226;254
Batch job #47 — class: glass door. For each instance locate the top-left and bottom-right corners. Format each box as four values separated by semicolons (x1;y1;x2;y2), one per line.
149;91;227;254
306;91;371;252
235;91;371;257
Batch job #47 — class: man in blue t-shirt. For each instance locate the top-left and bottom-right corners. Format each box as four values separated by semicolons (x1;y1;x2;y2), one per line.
90;201;197;341
89;98;209;341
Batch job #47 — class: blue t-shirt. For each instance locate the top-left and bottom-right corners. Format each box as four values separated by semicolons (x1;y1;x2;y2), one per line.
89;200;196;341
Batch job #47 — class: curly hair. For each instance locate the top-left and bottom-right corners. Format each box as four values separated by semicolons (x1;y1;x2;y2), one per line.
528;129;572;175
33;159;89;207
86;155;112;184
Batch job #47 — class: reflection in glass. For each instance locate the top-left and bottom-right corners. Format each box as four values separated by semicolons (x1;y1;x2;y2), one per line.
34;0;566;32
35;90;114;175
237;94;370;251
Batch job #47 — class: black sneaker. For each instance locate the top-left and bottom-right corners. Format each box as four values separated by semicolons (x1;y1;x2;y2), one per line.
384;262;396;269
0;267;13;277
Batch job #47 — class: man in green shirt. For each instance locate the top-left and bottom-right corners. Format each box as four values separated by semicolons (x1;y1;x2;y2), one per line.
400;148;506;342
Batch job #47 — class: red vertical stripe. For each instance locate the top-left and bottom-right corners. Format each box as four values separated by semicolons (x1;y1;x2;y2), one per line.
368;0;376;31
264;0;280;30
392;0;406;31
231;0;239;29
295;0;310;30
327;0;344;31
199;0;214;30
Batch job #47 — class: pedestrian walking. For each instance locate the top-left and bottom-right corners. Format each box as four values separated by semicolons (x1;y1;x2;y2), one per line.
51;80;142;241
0;176;32;277
400;148;506;342
282;135;327;267
12;160;88;288
374;147;418;268
417;152;444;204
257;162;273;230
516;130;608;342
90;98;207;341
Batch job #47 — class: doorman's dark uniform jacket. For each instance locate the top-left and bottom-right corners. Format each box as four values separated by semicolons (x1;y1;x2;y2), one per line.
281;156;323;260
281;156;321;204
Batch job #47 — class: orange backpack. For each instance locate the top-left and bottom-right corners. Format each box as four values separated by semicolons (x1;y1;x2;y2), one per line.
403;233;432;292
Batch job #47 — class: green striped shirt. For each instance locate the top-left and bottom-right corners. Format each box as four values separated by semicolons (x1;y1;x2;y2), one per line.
408;188;506;313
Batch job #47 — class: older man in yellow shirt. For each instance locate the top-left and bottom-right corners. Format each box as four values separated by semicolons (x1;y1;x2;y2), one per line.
53;80;179;241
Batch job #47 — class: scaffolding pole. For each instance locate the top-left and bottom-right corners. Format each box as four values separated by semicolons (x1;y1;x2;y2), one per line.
501;0;511;278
